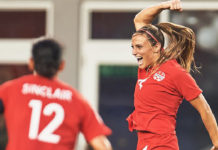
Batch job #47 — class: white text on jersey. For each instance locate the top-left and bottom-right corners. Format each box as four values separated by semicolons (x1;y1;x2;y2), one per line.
22;83;72;101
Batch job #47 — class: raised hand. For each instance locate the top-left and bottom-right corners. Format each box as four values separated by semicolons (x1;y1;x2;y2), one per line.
161;0;183;11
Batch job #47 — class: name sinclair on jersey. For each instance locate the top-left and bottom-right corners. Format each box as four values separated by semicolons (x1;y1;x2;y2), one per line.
22;83;72;101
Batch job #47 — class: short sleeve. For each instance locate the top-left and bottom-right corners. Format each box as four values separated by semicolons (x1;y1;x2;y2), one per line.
173;70;202;101
79;99;112;142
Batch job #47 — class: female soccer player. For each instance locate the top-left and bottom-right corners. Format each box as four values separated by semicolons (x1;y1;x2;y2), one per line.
127;0;218;150
0;38;112;150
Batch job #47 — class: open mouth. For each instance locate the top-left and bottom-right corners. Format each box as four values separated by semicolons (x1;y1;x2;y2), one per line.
136;57;143;65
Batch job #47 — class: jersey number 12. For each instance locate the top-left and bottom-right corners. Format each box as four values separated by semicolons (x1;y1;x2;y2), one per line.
28;99;65;144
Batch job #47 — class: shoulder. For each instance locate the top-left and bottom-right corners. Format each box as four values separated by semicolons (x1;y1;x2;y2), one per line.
155;59;194;86
72;91;95;119
55;80;83;101
0;74;32;89
161;59;199;88
71;90;95;115
14;74;37;83
0;75;33;100
73;91;91;109
57;81;91;108
160;59;188;77
55;79;75;91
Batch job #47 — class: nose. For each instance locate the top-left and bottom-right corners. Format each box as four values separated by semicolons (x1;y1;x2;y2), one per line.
132;47;137;56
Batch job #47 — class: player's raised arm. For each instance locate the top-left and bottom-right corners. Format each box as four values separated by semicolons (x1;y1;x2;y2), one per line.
190;94;218;150
134;0;182;30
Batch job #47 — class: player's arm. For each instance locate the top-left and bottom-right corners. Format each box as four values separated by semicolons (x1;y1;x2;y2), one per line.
78;94;112;150
89;135;112;150
134;0;182;30
190;94;218;150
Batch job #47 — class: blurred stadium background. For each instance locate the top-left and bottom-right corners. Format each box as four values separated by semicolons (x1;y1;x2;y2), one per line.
0;0;217;150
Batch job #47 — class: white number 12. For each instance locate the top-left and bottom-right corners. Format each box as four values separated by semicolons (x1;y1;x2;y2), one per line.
28;99;65;144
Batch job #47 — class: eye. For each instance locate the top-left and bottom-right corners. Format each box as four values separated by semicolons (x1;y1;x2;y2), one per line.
136;45;143;49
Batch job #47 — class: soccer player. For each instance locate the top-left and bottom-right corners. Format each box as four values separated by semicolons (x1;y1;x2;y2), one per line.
127;0;218;150
0;38;112;150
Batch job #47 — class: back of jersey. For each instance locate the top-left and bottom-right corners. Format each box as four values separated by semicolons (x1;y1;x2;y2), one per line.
1;75;82;150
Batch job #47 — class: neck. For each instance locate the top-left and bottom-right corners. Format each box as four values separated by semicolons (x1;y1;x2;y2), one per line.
33;71;58;79
151;52;161;67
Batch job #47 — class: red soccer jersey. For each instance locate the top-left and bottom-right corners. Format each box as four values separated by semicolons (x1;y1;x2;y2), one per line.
0;74;111;150
127;59;202;134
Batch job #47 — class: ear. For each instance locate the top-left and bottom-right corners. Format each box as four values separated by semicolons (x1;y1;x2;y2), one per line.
28;58;34;71
58;60;65;71
152;43;161;53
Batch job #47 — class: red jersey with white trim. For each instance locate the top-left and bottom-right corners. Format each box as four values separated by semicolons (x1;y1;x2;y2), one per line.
0;74;111;150
127;59;202;134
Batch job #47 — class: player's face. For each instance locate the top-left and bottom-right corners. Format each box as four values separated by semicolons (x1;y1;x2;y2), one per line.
131;34;155;69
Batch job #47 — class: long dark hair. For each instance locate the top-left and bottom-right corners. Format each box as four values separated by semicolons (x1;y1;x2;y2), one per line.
133;23;197;72
32;38;63;78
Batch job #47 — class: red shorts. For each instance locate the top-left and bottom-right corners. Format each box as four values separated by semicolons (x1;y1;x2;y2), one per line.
137;131;179;150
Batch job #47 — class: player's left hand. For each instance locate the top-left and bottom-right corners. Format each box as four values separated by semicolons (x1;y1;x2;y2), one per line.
161;0;183;12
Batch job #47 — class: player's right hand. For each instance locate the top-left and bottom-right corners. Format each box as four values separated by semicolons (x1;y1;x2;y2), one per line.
160;0;183;12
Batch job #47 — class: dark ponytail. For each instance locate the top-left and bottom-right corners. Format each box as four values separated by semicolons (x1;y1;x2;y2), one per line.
32;38;63;78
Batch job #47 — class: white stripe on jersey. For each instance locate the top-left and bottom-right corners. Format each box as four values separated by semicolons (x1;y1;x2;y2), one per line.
143;145;148;150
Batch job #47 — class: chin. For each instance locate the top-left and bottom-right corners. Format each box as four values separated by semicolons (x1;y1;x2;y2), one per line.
138;64;146;69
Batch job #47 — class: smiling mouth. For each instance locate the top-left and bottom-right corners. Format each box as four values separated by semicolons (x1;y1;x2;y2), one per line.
136;57;143;65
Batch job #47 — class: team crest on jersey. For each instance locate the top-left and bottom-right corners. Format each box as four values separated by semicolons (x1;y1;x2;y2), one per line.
153;71;165;82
